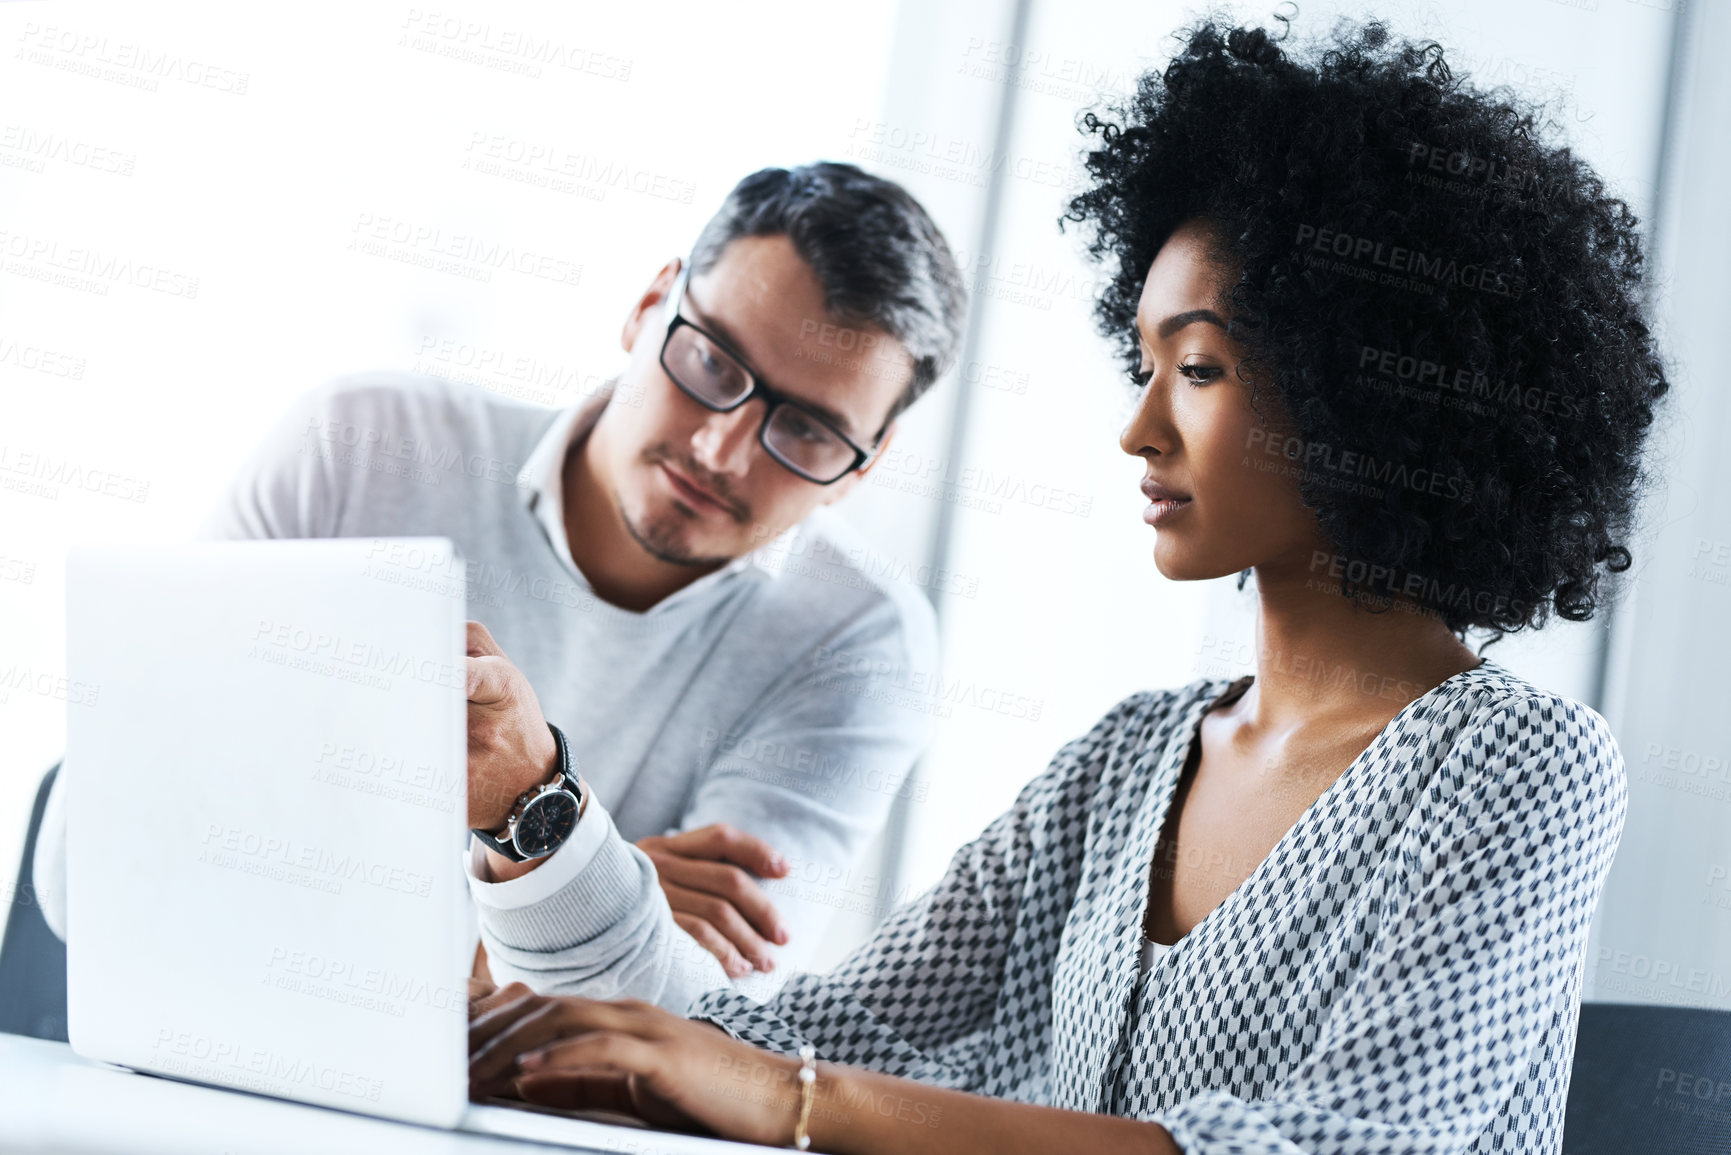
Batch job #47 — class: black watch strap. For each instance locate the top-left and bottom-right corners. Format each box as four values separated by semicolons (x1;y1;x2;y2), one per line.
471;721;582;863
471;825;527;863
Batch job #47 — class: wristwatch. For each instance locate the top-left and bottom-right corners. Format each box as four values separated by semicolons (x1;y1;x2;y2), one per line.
471;721;584;863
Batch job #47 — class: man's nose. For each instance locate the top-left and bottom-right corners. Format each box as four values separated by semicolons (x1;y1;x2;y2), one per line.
690;400;762;474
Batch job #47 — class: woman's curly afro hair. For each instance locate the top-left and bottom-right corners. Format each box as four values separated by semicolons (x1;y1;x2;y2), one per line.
1062;7;1670;645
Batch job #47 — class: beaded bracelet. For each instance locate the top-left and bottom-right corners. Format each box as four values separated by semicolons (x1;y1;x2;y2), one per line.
793;1044;817;1151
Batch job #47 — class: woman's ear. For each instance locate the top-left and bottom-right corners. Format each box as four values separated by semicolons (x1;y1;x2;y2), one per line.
621;257;683;354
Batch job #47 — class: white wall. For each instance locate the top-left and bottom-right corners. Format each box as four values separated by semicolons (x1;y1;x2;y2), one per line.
1588;0;1731;1010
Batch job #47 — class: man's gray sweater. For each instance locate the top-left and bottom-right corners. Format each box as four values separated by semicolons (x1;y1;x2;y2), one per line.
33;372;940;1014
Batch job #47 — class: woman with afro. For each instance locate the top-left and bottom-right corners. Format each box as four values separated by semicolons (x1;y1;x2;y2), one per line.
466;11;1671;1154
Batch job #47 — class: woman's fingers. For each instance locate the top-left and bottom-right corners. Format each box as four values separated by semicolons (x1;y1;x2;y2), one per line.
476;1000;804;1146
470;997;578;1095
470;997;664;1095
468;978;527;1022
517;1031;664;1083
518;1028;800;1145
512;1069;637;1112
467;984;542;1051
515;1065;707;1135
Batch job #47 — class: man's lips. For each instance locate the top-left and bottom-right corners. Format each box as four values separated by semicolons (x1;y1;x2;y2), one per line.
660;461;734;516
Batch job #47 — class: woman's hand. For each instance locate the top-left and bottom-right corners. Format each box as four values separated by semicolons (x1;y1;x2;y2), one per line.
468;984;808;1146
468;976;519;1019
468;986;1185;1155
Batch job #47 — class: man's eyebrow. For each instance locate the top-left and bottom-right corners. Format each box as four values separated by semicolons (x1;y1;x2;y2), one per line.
1155;308;1231;341
686;299;860;435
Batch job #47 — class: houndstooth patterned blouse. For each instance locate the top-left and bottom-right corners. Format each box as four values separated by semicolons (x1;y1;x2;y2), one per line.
691;657;1629;1154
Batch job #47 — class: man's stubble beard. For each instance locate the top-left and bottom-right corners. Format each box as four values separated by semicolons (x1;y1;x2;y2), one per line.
617;491;741;570
621;441;755;569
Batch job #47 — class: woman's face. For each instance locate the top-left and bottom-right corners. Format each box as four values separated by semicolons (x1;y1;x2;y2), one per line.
1119;218;1325;583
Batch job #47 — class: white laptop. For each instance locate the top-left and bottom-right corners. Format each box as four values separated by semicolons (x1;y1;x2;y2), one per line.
64;537;769;1153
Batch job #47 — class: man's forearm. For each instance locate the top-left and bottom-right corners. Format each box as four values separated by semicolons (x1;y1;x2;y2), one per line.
467;797;732;1012
475;778;591;883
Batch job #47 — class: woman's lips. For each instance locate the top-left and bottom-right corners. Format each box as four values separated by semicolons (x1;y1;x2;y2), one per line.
1143;497;1192;527
1139;478;1192;527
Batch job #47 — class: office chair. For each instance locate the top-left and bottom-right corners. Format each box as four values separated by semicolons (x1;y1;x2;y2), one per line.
1563;1000;1731;1154
0;762;68;1042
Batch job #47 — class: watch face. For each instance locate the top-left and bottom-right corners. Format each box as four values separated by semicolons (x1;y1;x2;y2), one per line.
515;791;579;857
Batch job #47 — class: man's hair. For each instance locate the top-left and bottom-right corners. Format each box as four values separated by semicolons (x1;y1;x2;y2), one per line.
687;162;968;430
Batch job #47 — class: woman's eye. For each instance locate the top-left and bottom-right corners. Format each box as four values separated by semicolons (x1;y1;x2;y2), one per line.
1178;362;1222;384
1128;362;1221;388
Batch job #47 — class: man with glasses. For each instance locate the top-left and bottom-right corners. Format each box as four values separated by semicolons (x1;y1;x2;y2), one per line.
32;163;966;1015
658;260;888;486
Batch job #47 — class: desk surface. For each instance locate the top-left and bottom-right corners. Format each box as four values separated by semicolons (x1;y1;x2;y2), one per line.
0;1033;664;1154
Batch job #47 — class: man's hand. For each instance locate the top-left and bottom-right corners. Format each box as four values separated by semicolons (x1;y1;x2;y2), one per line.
466;620;570;880
635;825;791;979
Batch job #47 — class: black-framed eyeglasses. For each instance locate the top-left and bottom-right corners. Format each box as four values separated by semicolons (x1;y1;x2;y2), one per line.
657;261;885;485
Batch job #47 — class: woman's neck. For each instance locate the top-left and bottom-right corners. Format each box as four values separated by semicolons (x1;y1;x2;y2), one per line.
1239;565;1484;734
